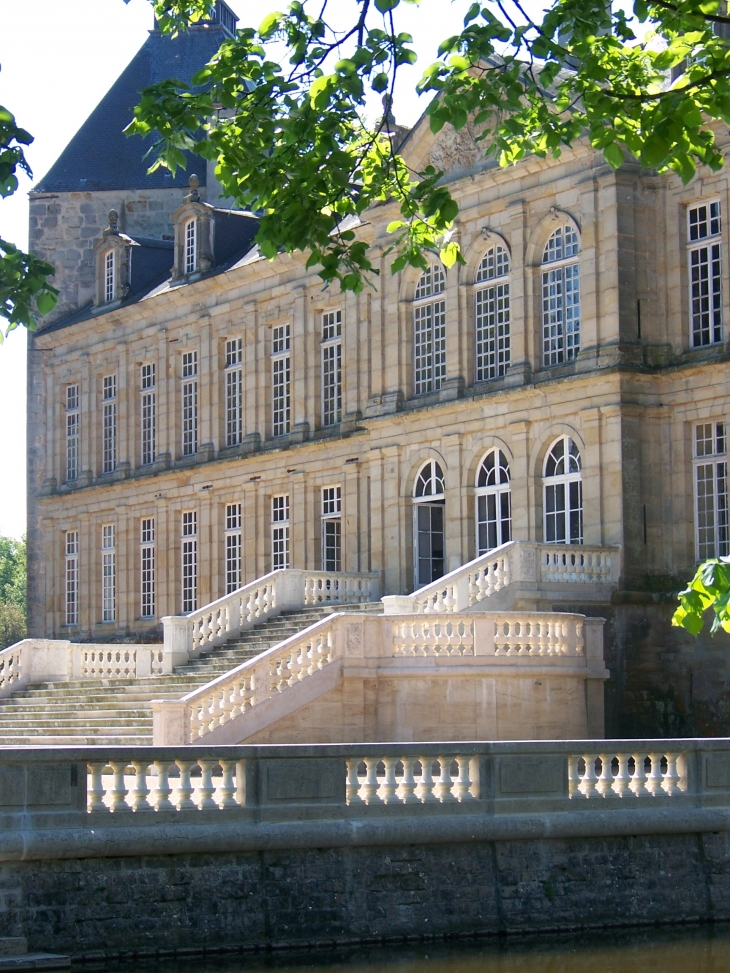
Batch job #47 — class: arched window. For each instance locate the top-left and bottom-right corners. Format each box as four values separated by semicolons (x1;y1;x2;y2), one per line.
413;459;445;586
103;249;115;303
541;224;580;366
543;436;583;544
476;449;511;554
184;218;197;275
413;265;446;396
475;246;510;381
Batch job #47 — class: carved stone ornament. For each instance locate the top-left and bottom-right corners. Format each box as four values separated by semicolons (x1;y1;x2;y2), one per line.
429;123;480;175
518;546;537;581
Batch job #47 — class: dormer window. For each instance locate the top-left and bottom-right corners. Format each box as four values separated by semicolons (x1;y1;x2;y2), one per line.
93;210;132;309
104;250;115;304
185;219;197;275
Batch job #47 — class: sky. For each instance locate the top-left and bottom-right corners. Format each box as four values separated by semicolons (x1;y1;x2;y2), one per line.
0;0;475;540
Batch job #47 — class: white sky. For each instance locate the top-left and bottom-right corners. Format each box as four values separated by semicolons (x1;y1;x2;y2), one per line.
0;0;477;539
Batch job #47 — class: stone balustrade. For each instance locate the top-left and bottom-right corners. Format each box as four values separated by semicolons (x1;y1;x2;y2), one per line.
382;541;619;615
392;613;585;657
162;568;380;671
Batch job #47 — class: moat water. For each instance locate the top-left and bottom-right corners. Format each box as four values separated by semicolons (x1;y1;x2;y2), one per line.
111;924;730;973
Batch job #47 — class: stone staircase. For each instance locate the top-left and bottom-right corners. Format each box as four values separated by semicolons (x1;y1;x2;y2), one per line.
0;602;383;746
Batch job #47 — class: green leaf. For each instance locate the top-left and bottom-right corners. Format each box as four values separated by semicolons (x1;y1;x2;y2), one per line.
603;142;624;169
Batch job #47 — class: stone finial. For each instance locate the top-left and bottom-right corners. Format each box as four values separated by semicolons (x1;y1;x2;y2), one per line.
107;209;119;235
185;173;201;203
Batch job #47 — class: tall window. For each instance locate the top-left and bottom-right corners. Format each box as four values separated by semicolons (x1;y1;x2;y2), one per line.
322;310;342;427
475;246;511;381
104;249;115;303
102;374;117;474
65;384;80;483
413;459;445;586
542;224;581;366
272;324;291;437
101;524;116;623
182;511;197;612
65;531;79;626
141;518;155;619
182;351;198;456
321;486;342;572
225;338;244;446
413;265;446;395
185;218;197;275
688;201;723;347
271;494;290;570
141;363;156;466
695;421;729;559
544;436;583;544
225;502;242;593
476;449;512;554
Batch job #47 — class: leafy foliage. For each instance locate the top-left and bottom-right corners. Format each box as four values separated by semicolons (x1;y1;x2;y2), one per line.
130;0;730;291
0;536;26;648
672;558;730;635
0;102;58;336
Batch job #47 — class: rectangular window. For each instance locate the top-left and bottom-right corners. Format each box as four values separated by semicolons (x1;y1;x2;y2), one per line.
104;249;115;303
182;351;198;456
141;518;155;619
475;282;510;380
65;384;80;483
413;299;446;395
321;486;342;572
225;502;242;593
101;524;116;623
542;264;581;365
695;421;729;560
182;511;197;612
272;324;291;437
185;219;197;275
688;201;723;347
102;374;117;474
141;363;156;466
322;310;342;427
225;337;243;447
65;531;79;626
271;494;290;570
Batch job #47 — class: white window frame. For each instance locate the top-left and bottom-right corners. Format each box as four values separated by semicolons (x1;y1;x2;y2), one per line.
321;486;342;572
182;511;198;613
182;351;198;456
321;310;342;427
102;374;117;474
101;524;116;623
104;249;115;303
543;436;583;544
141;517;155;619
413;266;446;396
476;449;512;554
225;338;244;447
687;199;723;348
65;384;80;483
475;246;511;381
694;420;729;560
541;224;581;366
65;530;79;627
271;494;290;570
184;218;197;275
225;502;242;594
413;459;446;587
271;325;291;438
141;363;156;466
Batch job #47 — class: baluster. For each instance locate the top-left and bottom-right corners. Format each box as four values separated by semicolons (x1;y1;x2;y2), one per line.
468;571;479;607
228;680;243;720
175;759;196;810
108;760;132;812
494;557;506;591
287;647;301;686
379;757;399;804
453;755;473;802
361;757;380;804
219;684;234;726
130;759;152;811
645;752;664;796
274;654;287;692
567;754;580;799
630;753;648;797
318;632;332;669
346;758;363;804
206;692;220;734
662;753;682;796
434;756;456;802
243;675;255;712
218;759;237;808
442;585;455;612
88;761;106;812
596;753;614;798
397;758;418;804
612;753;632;798
416;757;437;802
580;754;599;798
195;759;217;810
153;760;174;811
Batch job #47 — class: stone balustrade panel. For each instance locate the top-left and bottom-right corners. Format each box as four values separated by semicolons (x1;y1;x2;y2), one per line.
0;644;24;697
539;546;616;585
569;751;688;798
393;618;475;656
346;753;480;803
493;614;584;657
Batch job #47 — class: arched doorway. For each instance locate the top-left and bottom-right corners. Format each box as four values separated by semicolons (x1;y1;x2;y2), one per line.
413;459;445;586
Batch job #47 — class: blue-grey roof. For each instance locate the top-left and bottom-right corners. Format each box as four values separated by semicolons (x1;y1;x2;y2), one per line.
35;26;229;193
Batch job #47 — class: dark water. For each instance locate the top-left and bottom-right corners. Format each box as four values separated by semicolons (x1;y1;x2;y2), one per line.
109;924;730;973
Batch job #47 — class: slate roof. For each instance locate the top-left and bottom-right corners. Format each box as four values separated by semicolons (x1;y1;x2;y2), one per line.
35;25;230;193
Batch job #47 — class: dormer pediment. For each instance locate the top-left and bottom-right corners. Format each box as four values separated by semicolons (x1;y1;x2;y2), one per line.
171;174;215;281
93;210;135;307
